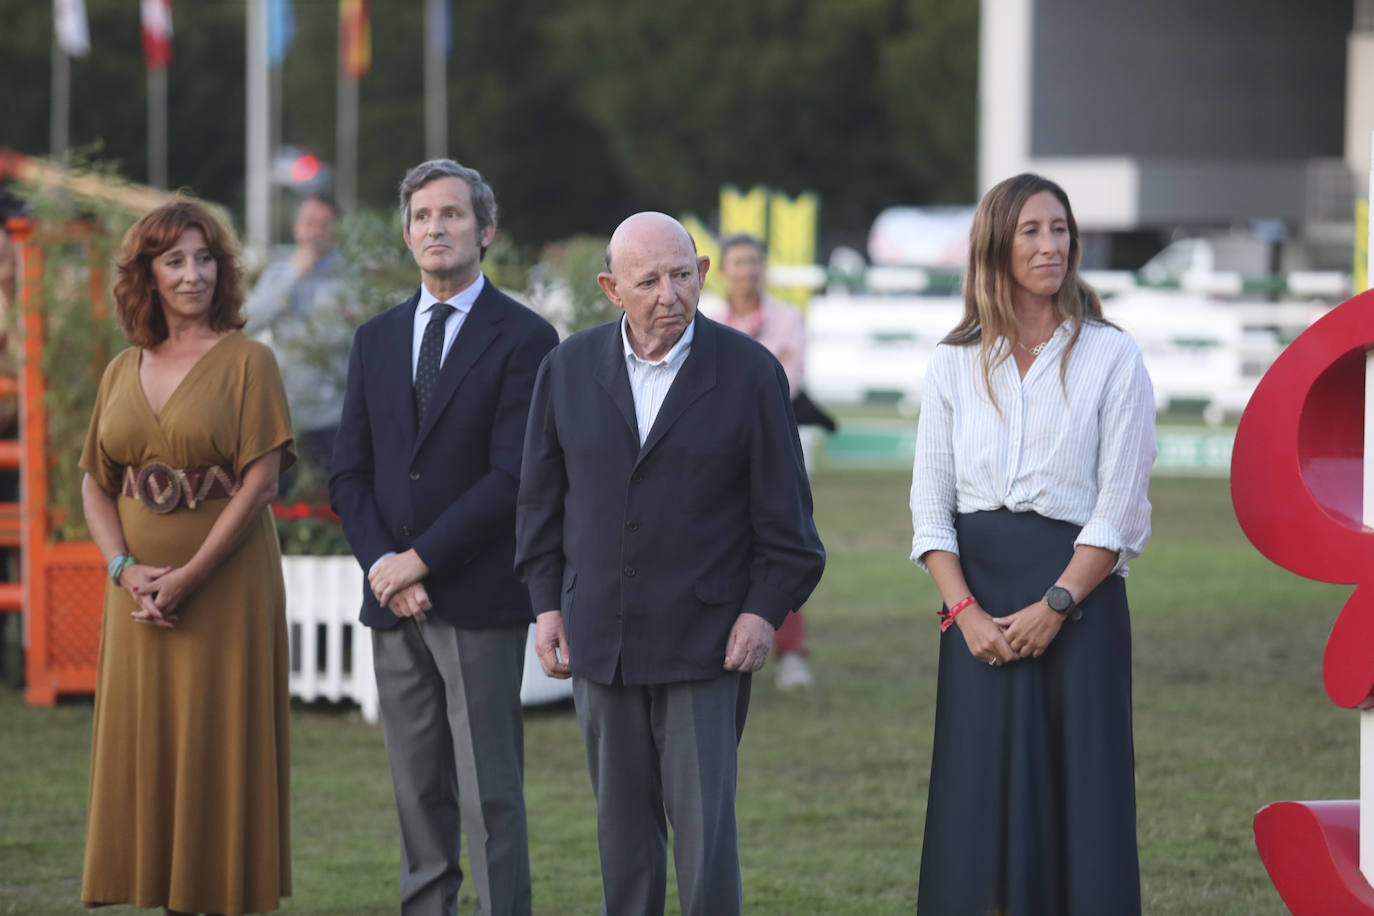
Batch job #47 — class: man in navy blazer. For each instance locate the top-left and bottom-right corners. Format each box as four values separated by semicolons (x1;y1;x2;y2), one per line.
331;159;557;916
515;212;825;916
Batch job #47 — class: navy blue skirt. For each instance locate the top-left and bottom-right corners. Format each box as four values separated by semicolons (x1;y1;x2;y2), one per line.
917;510;1141;915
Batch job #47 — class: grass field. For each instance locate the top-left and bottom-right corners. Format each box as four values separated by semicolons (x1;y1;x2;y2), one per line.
0;469;1355;914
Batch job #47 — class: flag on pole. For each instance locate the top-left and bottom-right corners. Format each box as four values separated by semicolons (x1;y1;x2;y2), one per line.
141;0;172;70
54;0;90;57
268;0;295;67
340;0;371;78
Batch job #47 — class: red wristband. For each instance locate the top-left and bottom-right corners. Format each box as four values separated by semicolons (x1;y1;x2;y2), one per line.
938;595;977;633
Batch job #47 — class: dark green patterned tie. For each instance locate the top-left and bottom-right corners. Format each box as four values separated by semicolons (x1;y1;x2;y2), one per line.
414;302;454;419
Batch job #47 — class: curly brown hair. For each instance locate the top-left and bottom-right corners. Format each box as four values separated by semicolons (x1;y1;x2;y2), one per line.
113;196;246;347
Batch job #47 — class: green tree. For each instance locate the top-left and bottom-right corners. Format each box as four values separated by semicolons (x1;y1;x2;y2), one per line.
1;0;979;249
541;0;979;233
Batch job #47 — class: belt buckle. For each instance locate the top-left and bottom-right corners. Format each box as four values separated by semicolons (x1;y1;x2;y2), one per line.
135;461;182;514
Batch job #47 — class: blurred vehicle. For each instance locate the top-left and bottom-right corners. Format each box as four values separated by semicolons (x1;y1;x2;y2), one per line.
867;205;975;269
1138;235;1271;286
1139;228;1352;286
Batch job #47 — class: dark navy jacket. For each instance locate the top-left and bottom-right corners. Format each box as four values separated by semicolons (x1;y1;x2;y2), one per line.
331;281;558;629
515;312;826;685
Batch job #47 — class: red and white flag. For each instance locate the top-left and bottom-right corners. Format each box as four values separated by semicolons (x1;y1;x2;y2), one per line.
54;0;90;58
141;0;172;70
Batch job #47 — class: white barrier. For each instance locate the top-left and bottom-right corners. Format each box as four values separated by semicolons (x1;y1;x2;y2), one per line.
282;555;573;723
1103;290;1254;414
806;292;1328;424
806;295;964;404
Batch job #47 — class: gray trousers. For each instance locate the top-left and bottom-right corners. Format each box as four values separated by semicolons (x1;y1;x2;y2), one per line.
372;618;531;916
572;672;752;916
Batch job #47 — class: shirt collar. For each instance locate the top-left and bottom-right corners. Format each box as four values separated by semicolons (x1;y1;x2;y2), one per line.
418;273;485;317
622;314;696;369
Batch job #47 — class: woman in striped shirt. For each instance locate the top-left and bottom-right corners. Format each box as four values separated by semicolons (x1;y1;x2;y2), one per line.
910;173;1155;914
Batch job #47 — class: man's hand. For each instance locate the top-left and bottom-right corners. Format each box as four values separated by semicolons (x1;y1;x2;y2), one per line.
386;582;432;622
369;549;429;607
534;610;571;679
723;612;776;672
290;243;321;277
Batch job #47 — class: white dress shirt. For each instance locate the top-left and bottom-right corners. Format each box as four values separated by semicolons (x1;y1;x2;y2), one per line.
909;319;1156;576
622;315;696;446
411;273;485;379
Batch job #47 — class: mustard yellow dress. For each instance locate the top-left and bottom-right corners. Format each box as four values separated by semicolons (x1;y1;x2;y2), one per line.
79;332;295;915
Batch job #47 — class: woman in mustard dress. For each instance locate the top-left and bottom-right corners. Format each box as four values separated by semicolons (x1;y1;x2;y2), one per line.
79;198;295;916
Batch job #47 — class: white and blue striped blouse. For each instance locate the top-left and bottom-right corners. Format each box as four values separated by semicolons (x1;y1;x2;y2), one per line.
909;319;1156;576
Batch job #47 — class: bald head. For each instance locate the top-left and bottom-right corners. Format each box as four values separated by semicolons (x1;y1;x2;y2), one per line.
604;212;698;273
597;211;710;362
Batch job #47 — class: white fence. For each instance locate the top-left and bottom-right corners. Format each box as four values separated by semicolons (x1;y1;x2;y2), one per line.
282;556;573;723
806;291;1332;424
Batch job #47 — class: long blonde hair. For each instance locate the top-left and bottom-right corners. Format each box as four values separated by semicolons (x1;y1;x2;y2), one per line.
943;173;1111;405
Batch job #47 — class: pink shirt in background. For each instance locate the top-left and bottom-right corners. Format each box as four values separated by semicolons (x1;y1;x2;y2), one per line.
702;295;806;397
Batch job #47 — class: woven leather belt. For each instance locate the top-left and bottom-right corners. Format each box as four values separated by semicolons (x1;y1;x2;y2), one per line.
121;462;240;514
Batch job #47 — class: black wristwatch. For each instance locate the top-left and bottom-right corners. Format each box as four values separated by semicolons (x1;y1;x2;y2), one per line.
1044;586;1082;621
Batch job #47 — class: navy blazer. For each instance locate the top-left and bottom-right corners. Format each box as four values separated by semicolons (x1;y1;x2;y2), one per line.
514;313;826;686
331;279;559;629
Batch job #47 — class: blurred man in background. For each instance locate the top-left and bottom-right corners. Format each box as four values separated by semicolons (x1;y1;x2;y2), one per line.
244;193;348;481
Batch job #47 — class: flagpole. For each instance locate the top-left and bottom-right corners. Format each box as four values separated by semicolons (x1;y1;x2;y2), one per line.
148;65;168;188
337;62;358;215
270;59;283;244
423;0;447;159
49;27;70;160
246;0;271;253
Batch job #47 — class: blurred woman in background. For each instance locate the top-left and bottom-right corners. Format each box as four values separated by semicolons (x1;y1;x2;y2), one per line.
703;233;819;690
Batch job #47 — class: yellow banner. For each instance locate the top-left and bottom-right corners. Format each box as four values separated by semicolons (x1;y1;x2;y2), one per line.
719;186;769;240
682;185;821;301
767;191;819;309
687;185;821;306
680;214;723;295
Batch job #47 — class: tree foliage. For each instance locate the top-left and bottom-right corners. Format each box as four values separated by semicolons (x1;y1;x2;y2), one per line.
15;155;141;540
0;0;978;251
542;0;977;230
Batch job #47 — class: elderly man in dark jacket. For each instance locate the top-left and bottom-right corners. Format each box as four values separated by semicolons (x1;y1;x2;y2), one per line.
515;211;825;916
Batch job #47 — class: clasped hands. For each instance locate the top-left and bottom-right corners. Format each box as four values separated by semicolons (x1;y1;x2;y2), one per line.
533;609;776;681
957;600;1065;666
122;563;197;629
369;549;432;621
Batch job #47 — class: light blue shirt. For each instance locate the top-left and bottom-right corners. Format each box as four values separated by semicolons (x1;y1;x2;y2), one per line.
242;248;349;431
412;273;485;379
909;320;1156;575
621;315;696;446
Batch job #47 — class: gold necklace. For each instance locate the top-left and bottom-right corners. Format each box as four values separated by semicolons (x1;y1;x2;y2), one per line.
1018;338;1049;356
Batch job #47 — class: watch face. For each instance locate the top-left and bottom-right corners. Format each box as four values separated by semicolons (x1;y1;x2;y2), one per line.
1046;587;1073;613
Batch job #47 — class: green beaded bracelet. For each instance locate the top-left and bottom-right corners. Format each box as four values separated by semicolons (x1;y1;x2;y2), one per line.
108;553;137;584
